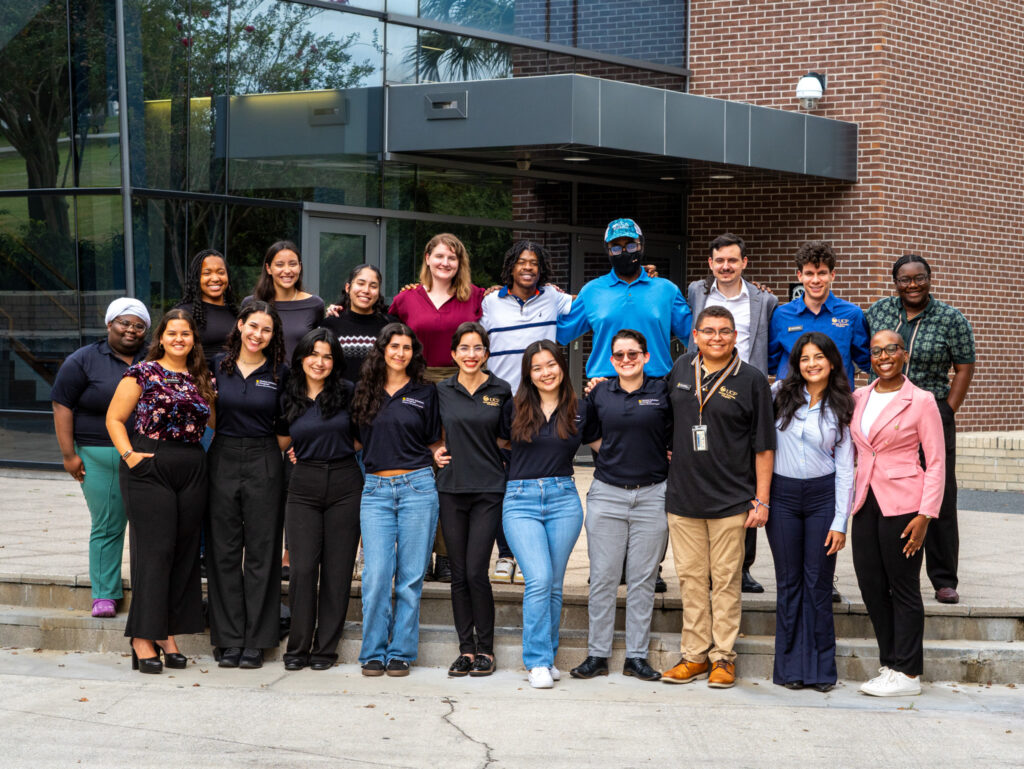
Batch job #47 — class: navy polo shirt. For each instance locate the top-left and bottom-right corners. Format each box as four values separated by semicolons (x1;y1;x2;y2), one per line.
587;376;672;487
50;340;145;446
499;399;597;480
276;389;357;462
210;354;287;438
435;373;512;494
356;381;441;474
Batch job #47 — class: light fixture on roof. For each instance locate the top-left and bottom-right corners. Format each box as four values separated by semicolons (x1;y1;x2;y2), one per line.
660;176;677;181
709;173;734;180
562;155;589;162
797;72;826;110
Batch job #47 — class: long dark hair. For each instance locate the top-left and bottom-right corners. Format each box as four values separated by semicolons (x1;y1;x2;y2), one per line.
179;249;239;329
339;263;388;316
218;300;285;382
281;328;351;422
774;332;853;441
146;309;217;407
351;323;427;425
253;240;303;303
511;340;577;442
499;240;552;289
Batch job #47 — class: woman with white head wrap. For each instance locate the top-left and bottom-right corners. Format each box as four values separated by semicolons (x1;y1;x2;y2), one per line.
51;297;151;617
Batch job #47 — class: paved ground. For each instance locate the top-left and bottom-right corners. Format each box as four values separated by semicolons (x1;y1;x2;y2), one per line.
1;468;1022;609
0;648;1022;769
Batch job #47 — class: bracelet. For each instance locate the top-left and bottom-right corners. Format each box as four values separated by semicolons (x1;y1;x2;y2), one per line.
120;449;133;461
754;498;770;510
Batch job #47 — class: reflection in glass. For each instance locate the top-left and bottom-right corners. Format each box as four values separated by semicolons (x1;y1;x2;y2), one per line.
131;195;187;319
75;195;127;331
319;233;369;306
224;202;301;297
418;0;515;36
404;28;512;83
383;163;512;220
0;411;63;466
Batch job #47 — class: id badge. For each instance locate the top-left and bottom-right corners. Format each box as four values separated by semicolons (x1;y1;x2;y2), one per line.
691;424;709;452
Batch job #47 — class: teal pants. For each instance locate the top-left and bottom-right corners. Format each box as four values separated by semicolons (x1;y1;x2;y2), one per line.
78;445;128;599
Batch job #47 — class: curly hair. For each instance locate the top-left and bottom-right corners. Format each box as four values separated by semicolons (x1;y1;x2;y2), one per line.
794;240;836;272
145;308;217;407
511;340;577;442
253;240;304;303
179;249;239;330
499;240;552;289
218;300;285;383
350;323;428;425
280;328;352;423
774;332;853;441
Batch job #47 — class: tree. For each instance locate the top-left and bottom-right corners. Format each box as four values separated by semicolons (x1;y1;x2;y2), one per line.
405;0;513;83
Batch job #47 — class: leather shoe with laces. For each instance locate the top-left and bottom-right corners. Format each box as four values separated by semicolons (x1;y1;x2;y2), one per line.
570;655;609;679
661;658;708;684
622;657;660;681
708;660;736;688
218;647;242;668
239;648;263;669
935;587;959;604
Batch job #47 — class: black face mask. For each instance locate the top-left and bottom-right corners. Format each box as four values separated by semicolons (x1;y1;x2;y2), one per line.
609;250;642;276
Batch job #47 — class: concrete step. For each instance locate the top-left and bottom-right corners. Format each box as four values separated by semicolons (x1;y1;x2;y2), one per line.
7;575;1021;644
2;604;1023;684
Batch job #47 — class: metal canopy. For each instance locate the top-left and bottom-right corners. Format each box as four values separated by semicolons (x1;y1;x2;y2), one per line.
386;74;858;183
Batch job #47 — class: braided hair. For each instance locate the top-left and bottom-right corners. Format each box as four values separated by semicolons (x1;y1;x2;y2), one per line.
179;249;239;330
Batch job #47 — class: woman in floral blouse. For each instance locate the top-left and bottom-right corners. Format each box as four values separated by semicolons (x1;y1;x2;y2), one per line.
106;308;217;674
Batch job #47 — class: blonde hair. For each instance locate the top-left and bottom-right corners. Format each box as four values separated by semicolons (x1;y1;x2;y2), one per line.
419;233;473;303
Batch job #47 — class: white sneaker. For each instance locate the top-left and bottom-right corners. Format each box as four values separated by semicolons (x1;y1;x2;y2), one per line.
528;666;554;689
860;668;921;697
512;562;525;585
549;665;561;681
861;666;892;690
490;557;515;584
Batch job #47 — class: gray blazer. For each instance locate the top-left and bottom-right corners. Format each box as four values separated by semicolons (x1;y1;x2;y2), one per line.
686;278;778;375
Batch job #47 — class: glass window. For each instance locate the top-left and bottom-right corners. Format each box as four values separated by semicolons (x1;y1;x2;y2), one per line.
399;26;513;83
224;201;301;299
76;195;127;331
0;412;62;467
383;162;512;219
188;0;231;194
227;2;384;207
131;195;188;317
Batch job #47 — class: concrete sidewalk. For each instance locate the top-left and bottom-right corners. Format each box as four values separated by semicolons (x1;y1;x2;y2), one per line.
1;467;1022;612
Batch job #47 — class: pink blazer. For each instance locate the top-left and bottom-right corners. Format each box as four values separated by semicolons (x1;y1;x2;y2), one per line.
851;378;945;518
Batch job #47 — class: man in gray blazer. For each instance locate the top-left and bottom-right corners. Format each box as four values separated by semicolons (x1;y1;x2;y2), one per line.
687;233;778;593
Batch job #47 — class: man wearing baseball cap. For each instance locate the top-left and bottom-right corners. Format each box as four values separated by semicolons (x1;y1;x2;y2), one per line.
557;218;692;377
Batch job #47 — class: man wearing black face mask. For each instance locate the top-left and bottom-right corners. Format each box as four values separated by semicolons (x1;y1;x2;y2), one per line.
557;218;692;378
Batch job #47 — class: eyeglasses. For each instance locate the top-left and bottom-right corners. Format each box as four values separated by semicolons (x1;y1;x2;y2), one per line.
696;328;736;338
869;343;905;358
895;274;930;287
607;242;641;256
113;319;147;333
611;350;644;361
456;345;486;355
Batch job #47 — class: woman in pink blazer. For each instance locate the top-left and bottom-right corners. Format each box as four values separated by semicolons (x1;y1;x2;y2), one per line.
851;330;945;697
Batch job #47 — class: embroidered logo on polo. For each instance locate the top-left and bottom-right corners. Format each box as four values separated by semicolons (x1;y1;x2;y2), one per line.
401;397;425;408
831;317;851;328
482;395;501;407
254;379;277;390
717;387;738;401
637;398;662;406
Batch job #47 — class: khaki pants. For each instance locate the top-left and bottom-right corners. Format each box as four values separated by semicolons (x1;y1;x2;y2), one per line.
668;512;746;664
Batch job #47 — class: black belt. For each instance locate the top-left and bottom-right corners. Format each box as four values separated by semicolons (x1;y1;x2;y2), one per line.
606;479;662;491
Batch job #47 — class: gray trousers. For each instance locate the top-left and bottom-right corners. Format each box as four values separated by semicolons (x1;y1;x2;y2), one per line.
585;479;669;658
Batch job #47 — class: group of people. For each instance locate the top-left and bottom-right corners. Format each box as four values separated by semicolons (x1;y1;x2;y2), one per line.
50;218;974;697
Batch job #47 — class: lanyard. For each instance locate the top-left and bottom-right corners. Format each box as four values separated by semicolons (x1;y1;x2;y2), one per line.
691;353;741;426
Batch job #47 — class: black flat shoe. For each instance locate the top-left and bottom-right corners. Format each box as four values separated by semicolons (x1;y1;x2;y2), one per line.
310;659;334;671
283;657;306;671
239;648;263;669
570;655;609;679
784;681;805;690
434;555;452;583
281;565;290;582
219;647;243;668
130;640;162;674
386;659;410;677
361;660;386;676
623;657;661;681
813;682;835;693
469;655;495;677
448;654;474;677
832;585;842;603
741;570;765;594
155;644;187;669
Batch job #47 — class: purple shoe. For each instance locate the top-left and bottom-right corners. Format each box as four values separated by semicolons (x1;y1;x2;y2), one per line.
91;599;116;618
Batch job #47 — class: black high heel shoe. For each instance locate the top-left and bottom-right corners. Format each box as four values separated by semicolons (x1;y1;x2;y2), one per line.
130;639;162;674
154;642;188;669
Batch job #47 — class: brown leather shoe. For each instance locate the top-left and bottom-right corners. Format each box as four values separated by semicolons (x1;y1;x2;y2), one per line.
935;587;960;604
708;660;736;688
661;658;709;684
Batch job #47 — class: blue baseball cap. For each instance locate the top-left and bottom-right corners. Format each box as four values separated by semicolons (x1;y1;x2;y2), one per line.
604;218;643;242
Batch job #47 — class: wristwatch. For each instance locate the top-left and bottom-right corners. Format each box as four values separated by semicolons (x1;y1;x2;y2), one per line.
120;449;133;462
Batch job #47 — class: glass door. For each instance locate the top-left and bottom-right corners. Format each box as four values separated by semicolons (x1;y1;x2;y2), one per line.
301;216;381;302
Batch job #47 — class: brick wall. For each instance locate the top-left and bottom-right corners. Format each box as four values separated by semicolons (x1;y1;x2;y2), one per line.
686;0;1024;431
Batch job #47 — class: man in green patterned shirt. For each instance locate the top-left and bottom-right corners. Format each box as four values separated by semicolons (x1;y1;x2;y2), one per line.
865;254;976;605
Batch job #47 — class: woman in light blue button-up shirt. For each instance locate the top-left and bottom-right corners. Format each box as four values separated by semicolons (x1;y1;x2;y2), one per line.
767;332;855;693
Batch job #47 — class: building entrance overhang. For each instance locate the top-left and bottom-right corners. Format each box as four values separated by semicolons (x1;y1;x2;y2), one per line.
385;74;857;184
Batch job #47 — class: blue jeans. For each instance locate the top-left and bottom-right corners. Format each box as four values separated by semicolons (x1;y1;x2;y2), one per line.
502;477;583;669
358;467;438;664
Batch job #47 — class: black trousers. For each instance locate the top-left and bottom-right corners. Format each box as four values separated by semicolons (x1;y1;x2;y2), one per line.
438;492;502;654
852;490;925;676
284;458;362;665
205;435;284;649
120;435;206;640
743;527;757;571
765;474;837;686
923;399;958;590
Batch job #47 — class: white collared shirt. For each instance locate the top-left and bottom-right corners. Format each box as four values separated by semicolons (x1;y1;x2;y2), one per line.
705;280;751;363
